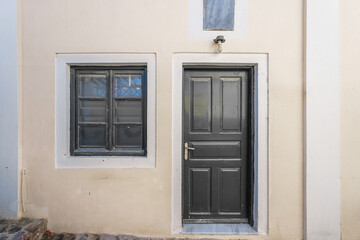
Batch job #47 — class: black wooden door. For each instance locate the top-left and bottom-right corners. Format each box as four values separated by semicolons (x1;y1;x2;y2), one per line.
183;68;249;224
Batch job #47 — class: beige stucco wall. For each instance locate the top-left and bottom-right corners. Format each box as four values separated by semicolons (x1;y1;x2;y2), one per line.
340;0;360;239
19;0;303;239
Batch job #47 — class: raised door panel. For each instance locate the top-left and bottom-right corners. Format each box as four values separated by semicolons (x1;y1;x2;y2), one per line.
218;168;241;215
189;168;212;214
220;77;241;132
189;141;241;160
190;78;212;133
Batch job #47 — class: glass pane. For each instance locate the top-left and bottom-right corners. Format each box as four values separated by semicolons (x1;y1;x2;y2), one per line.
115;125;142;147
114;74;142;98
115;100;142;123
79;74;107;97
203;0;235;31
79;125;106;148
79;100;106;122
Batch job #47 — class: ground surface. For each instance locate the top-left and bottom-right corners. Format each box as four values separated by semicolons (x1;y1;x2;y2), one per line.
0;218;216;240
42;233;218;240
0;218;47;240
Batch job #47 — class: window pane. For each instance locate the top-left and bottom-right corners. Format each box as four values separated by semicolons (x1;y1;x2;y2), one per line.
79;74;107;97
71;67;147;156
114;75;142;98
79;100;106;122
115;125;142;147
115;100;142;123
203;0;235;31
79;125;106;147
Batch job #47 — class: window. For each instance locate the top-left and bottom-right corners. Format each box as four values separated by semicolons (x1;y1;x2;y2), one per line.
56;54;155;168
70;66;147;156
188;0;248;40
203;0;235;31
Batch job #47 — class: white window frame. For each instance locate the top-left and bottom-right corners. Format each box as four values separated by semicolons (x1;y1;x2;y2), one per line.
55;54;156;168
171;53;268;235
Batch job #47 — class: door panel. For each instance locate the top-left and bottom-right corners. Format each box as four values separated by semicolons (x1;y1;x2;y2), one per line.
190;77;212;133
189;168;212;214
189;141;241;160
218;168;241;214
220;77;242;132
183;68;249;223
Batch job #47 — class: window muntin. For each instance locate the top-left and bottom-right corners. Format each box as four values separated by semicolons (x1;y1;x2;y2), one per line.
70;66;147;156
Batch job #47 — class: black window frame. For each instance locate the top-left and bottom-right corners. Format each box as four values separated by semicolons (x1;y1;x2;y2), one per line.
70;66;147;157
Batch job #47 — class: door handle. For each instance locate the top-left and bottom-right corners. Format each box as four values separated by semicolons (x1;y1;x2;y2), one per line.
184;143;195;160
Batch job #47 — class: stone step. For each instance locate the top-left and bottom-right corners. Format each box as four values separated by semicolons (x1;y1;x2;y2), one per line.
0;218;47;240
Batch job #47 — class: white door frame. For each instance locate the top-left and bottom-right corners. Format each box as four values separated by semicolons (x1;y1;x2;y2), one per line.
171;53;268;234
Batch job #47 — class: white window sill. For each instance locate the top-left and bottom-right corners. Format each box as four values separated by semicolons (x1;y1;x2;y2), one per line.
55;155;155;169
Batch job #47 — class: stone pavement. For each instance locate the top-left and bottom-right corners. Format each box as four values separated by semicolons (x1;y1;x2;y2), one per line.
0;218;47;240
0;218;218;240
42;233;216;240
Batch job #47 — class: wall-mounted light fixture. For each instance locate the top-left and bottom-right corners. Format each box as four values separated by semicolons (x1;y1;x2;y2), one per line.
214;35;226;53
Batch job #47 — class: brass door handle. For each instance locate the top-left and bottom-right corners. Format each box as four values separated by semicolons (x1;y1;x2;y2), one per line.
184;143;195;160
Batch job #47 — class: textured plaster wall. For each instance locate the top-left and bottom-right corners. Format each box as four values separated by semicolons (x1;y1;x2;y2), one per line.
0;0;19;219
19;0;303;239
340;0;360;239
